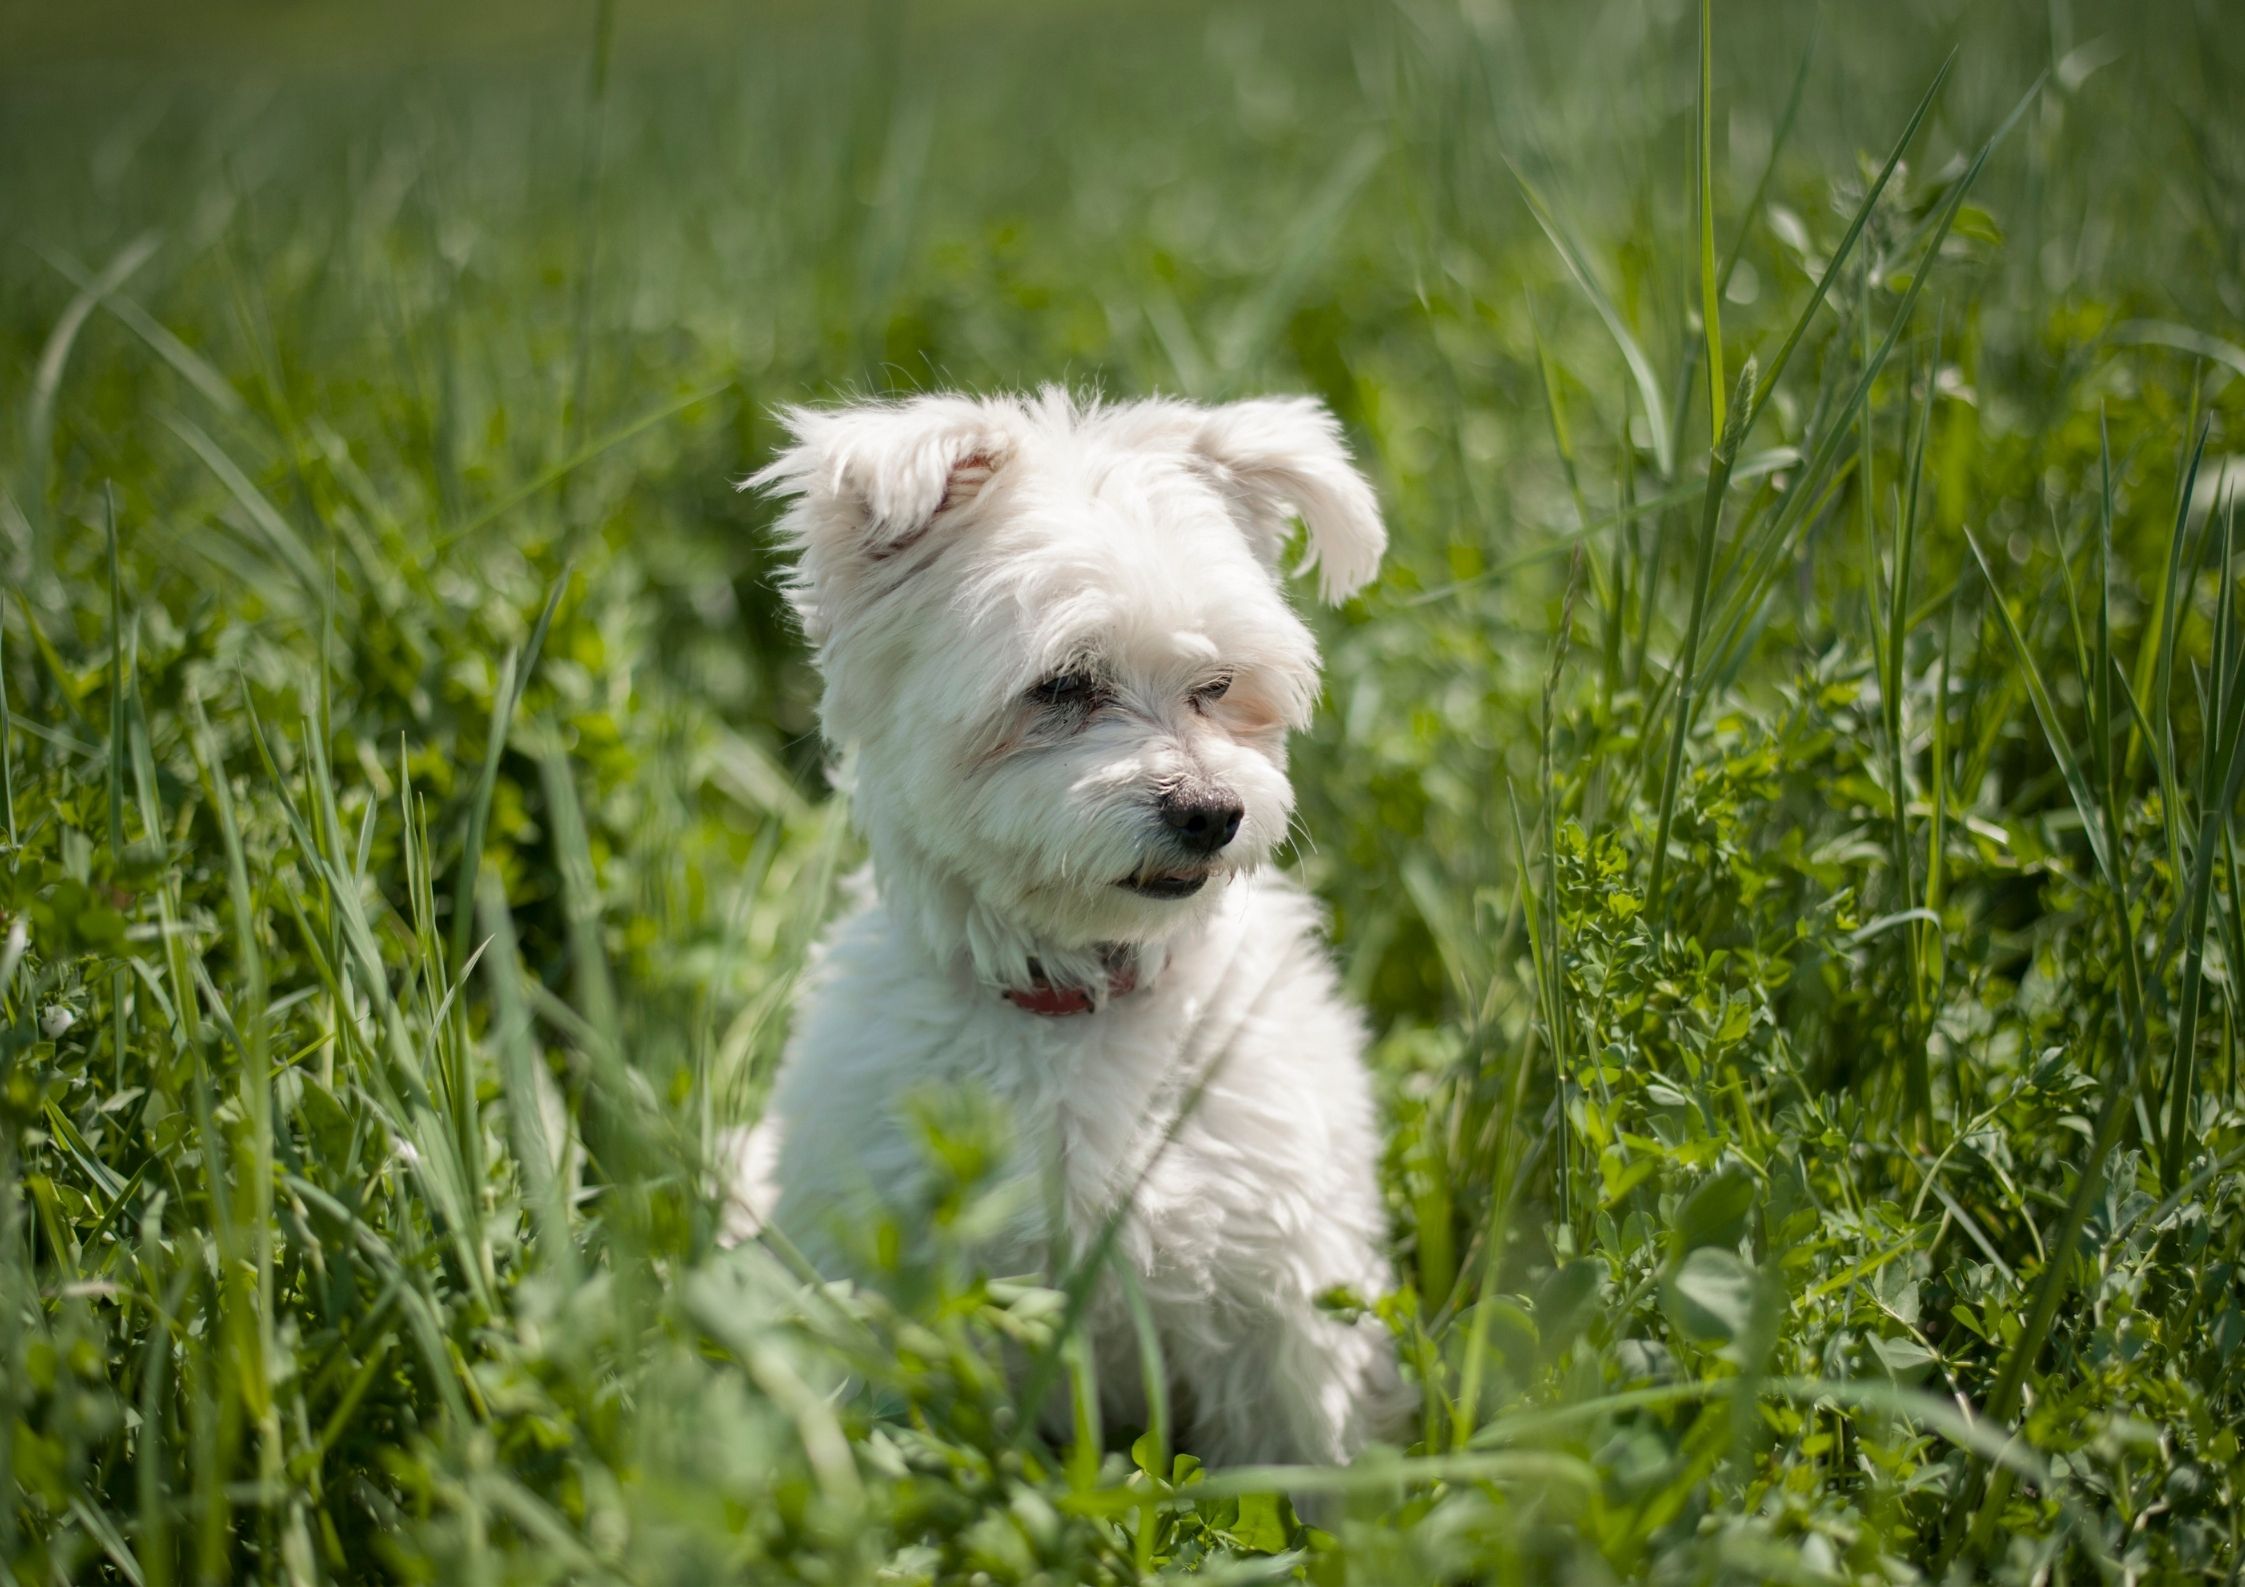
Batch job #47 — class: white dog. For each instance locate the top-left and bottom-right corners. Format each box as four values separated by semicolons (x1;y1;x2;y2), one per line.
730;387;1407;1467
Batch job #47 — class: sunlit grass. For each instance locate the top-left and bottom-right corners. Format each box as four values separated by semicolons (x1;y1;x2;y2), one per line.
2;1;2243;1582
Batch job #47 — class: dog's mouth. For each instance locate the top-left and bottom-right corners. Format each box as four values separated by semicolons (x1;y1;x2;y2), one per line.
1117;870;1212;900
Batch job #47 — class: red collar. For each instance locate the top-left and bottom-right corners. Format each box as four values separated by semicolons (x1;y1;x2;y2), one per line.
1002;951;1141;1016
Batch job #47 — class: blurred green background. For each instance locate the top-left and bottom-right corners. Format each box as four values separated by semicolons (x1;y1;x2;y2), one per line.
5;0;2245;1581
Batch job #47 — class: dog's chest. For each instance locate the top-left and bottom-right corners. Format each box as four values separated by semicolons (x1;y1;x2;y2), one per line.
1021;1021;1178;1192
980;1009;1219;1277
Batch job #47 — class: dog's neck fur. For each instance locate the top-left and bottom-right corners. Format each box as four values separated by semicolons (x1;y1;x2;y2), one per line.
869;826;1180;1001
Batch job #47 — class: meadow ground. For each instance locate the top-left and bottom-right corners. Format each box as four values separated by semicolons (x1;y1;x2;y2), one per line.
4;0;2244;1581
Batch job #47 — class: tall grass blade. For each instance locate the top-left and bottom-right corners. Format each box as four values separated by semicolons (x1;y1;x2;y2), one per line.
1740;54;1954;434
25;233;160;561
1702;77;2039;687
1646;359;1755;914
478;877;579;1283
446;572;567;970
1716;22;1816;300
1221;135;1384;376
1888;337;1936;1133
1963;527;2114;886
2161;495;2244;1186
565;0;619;458
41;247;250;421
1695;0;1725;449
0;596;13;847
427;384;725;561
1505;156;1675;477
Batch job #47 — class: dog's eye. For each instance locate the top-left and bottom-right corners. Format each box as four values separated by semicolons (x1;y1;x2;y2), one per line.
1029;672;1102;711
1192;675;1233;705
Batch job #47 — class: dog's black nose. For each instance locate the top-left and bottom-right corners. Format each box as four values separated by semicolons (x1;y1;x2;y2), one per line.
1159;789;1244;854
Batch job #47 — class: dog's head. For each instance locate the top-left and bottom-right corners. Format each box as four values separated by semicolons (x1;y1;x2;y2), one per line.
750;387;1384;976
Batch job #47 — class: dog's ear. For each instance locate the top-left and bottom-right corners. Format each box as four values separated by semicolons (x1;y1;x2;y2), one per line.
746;396;1017;641
1193;397;1386;604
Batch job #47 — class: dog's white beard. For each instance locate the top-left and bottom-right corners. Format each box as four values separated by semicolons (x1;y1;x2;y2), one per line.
847;749;1273;995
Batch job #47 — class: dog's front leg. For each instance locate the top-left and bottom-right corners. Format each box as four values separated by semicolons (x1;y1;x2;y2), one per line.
1184;1296;1406;1470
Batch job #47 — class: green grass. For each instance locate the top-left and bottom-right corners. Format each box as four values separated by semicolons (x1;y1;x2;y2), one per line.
4;0;2244;1581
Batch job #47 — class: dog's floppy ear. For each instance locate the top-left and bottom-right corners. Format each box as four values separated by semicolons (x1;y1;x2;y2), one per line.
746;395;1017;641
1193;397;1386;604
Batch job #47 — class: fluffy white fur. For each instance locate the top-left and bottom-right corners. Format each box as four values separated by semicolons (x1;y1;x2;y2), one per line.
729;386;1407;1466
